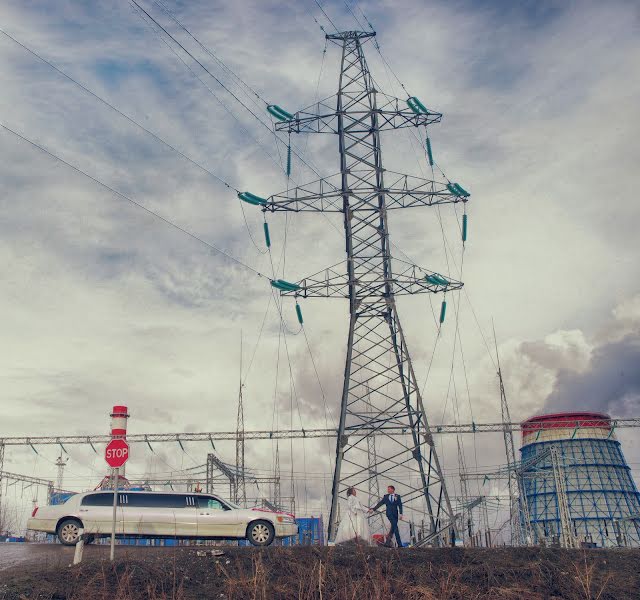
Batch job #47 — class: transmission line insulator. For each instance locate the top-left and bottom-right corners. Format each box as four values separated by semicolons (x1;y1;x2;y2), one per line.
295;303;304;325
462;214;468;243
454;183;471;198
263;222;271;248
439;299;447;324
425;274;449;287
270;279;300;292
286;144;292;177
267;105;293;121
407;96;430;115
238;191;268;206
426;137;434;166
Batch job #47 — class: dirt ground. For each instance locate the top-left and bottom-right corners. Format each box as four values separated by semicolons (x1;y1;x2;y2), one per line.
0;544;638;600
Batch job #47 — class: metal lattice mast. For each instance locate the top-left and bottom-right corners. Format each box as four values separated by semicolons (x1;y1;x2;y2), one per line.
456;437;474;545
55;455;68;491
273;442;281;510
235;335;247;506
550;446;578;548
263;30;467;542
497;368;526;545
493;325;531;546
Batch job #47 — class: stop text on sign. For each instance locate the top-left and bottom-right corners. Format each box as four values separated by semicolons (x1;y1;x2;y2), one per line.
107;447;128;459
105;439;130;468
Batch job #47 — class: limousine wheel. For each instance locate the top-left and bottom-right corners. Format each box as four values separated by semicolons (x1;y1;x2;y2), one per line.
247;520;275;546
57;518;82;546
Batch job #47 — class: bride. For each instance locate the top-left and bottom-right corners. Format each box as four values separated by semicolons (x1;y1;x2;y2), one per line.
334;487;371;544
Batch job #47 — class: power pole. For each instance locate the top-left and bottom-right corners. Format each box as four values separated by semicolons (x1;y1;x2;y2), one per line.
264;30;468;542
457;437;474;546
235;334;247;506
55;455;68;491
493;323;530;546
273;442;281;510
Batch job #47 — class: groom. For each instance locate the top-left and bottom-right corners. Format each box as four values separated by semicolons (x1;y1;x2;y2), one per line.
370;485;403;547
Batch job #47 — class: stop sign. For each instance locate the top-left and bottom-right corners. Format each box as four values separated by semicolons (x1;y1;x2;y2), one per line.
105;439;130;468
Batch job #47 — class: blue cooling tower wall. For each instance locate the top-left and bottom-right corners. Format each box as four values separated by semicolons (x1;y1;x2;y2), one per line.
521;412;640;547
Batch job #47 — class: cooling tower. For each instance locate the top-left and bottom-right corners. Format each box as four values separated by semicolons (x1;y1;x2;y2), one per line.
520;412;640;547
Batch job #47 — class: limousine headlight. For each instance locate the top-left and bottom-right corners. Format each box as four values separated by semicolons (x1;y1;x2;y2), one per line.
276;515;296;525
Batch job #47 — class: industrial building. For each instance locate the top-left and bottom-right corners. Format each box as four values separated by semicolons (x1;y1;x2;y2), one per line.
521;412;640;547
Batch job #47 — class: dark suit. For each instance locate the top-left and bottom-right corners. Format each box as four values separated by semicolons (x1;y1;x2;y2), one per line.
373;493;403;547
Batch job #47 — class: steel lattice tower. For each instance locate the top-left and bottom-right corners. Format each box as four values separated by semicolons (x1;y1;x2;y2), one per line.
263;30;469;541
497;362;529;545
235;336;247;506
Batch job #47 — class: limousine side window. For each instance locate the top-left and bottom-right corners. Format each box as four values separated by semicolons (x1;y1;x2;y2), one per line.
125;494;193;509
81;493;112;507
81;493;196;508
196;496;228;511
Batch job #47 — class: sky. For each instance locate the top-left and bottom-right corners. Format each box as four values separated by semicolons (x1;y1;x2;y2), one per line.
0;0;639;536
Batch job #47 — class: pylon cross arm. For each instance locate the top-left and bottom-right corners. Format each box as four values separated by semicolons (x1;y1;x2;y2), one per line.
273;92;443;135
265;171;467;213
275;258;463;299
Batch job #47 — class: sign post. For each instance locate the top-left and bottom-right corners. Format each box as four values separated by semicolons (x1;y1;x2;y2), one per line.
105;438;129;561
110;467;119;561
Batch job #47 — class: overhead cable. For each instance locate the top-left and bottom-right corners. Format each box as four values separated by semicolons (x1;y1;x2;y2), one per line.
0;123;267;279
0;27;238;194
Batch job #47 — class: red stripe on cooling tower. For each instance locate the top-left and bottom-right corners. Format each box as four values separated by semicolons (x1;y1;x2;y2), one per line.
521;412;611;439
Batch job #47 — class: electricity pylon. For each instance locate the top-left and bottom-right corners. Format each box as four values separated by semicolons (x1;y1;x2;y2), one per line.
235;335;247;506
264;30;469;541
493;325;531;545
55;455;68;491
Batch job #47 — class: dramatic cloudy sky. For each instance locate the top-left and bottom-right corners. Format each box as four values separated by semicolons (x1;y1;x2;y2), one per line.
1;0;639;534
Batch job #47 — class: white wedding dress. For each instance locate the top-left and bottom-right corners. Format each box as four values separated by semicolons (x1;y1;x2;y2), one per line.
334;495;371;544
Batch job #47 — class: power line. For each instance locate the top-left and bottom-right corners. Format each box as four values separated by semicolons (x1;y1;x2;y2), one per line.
0;123;267;279
0;27;238;194
128;0;324;180
312;0;340;33
153;1;266;109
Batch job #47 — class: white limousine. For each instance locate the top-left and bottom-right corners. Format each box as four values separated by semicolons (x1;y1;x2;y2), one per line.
27;490;297;547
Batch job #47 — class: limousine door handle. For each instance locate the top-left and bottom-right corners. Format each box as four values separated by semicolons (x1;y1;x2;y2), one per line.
199;512;210;516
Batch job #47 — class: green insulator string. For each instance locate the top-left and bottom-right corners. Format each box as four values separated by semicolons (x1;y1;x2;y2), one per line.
286;138;292;178
266;104;294;121
462;212;468;243
238;191;268;206
270;279;301;292
263;220;271;248
295;303;304;325
425;274;449;288
406;96;430;115
426;137;434;167
439;298;447;324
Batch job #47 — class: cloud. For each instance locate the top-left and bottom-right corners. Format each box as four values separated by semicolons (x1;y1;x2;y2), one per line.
0;0;638;534
543;335;640;417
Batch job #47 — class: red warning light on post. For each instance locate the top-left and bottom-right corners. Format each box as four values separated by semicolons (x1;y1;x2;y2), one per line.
105;438;130;468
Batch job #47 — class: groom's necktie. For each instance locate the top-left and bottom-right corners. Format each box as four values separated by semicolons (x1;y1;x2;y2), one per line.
390;494;395;503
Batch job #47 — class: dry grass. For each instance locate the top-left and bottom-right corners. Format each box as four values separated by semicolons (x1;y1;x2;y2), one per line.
0;546;635;600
